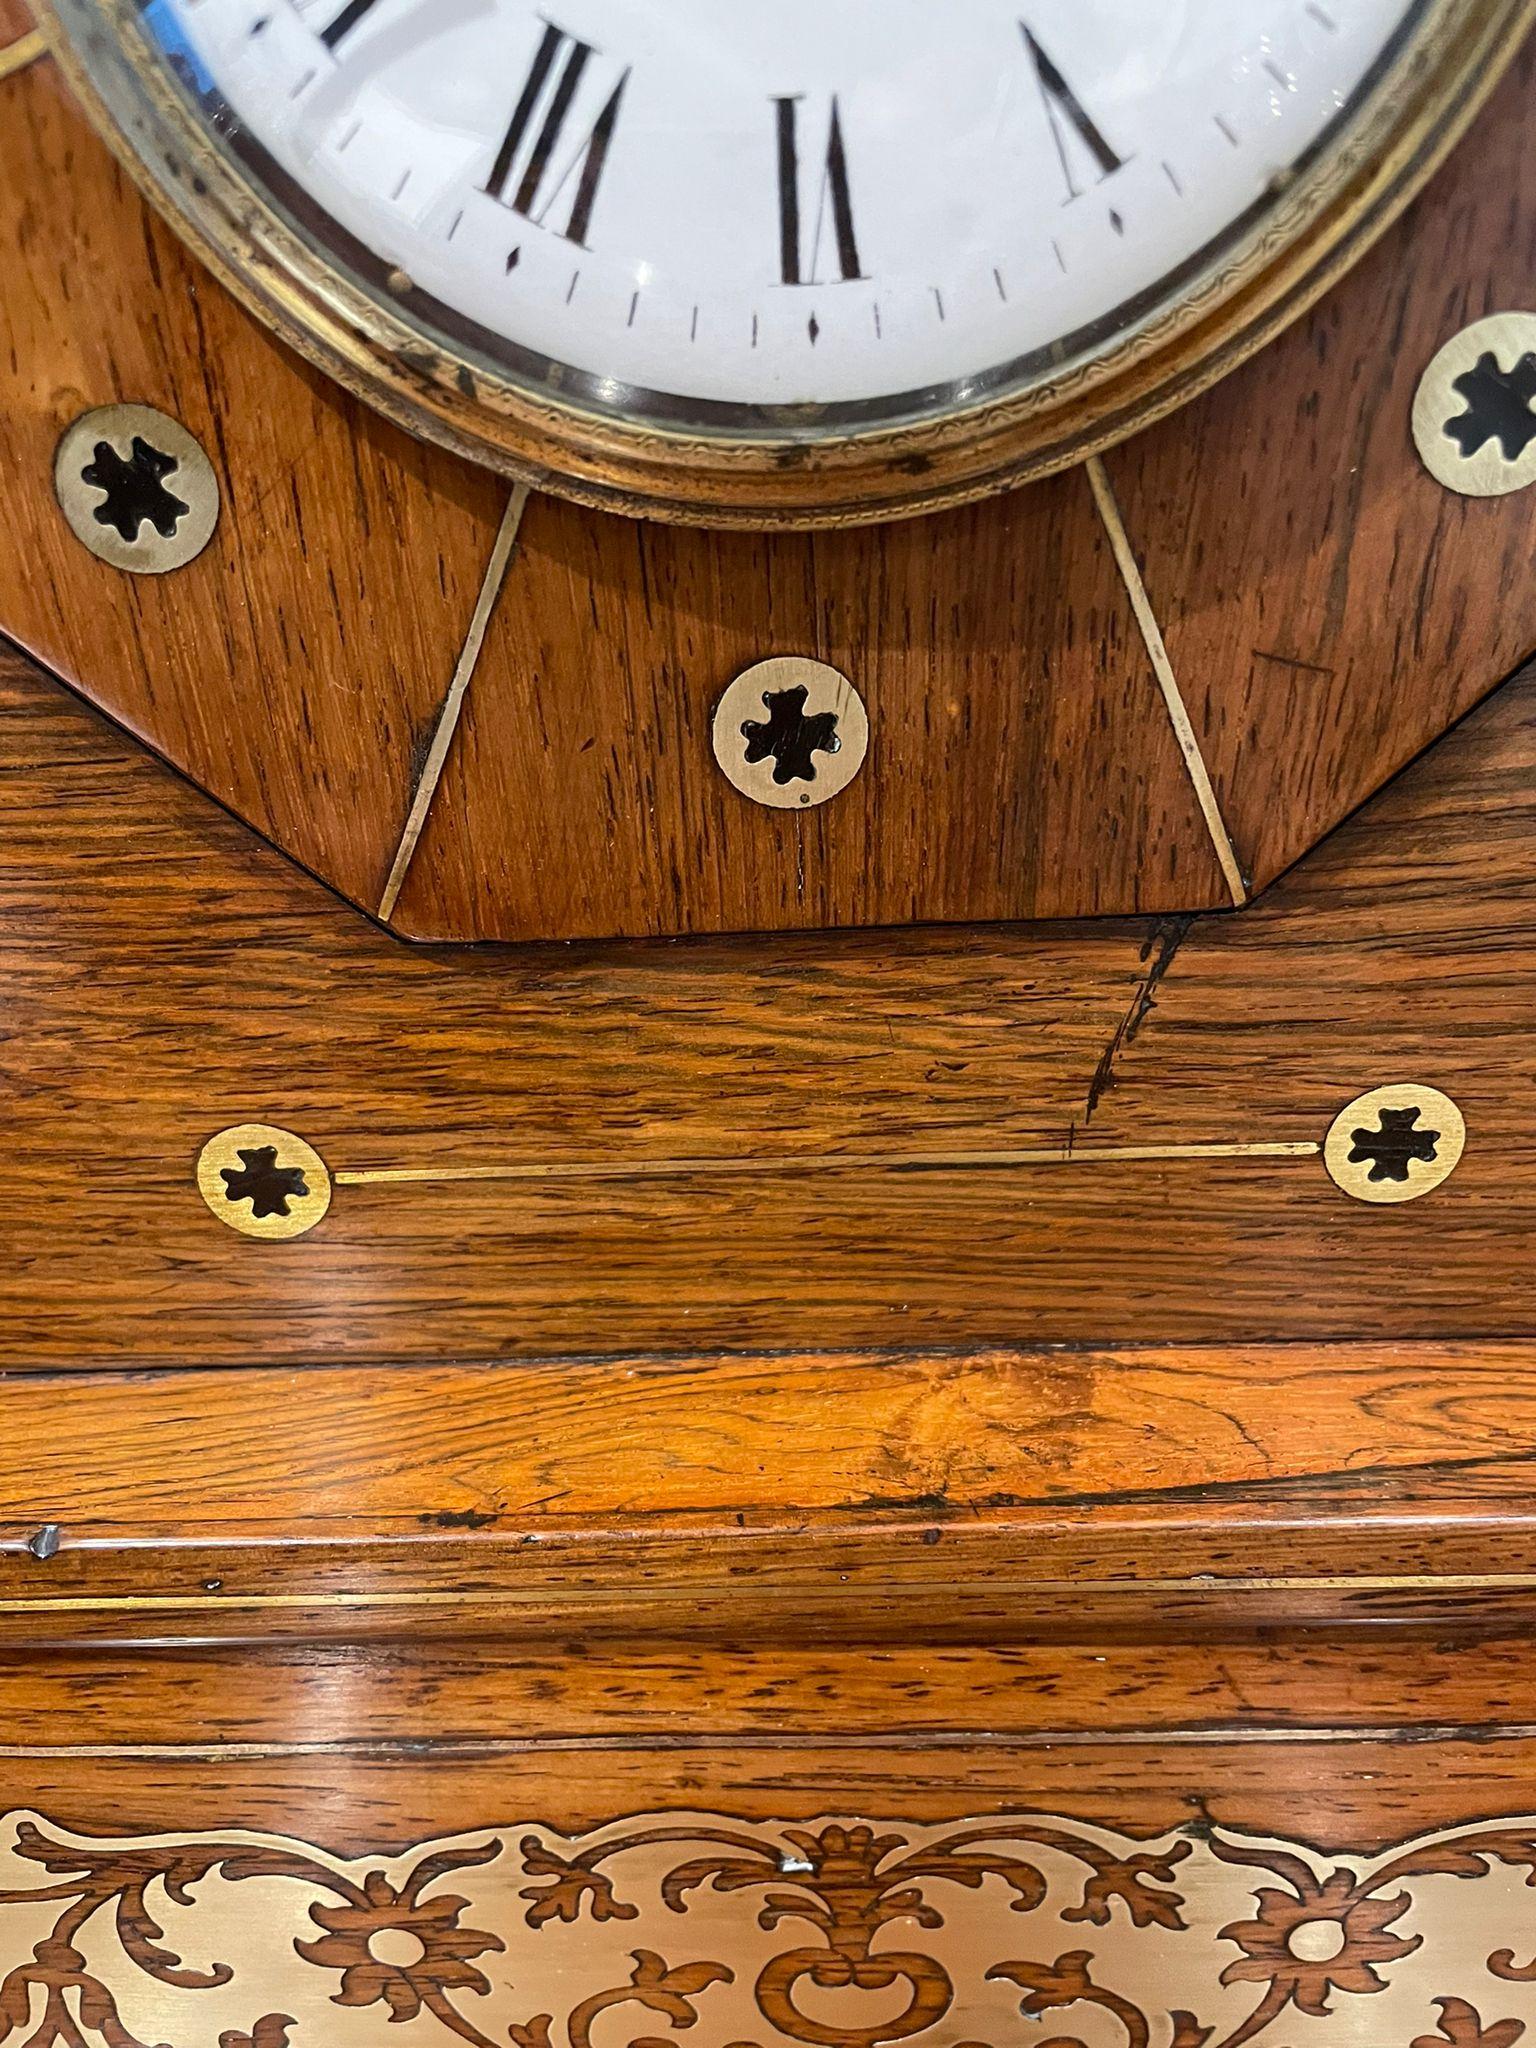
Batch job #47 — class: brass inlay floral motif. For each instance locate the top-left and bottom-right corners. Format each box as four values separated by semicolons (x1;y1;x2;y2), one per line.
0;1809;1535;2044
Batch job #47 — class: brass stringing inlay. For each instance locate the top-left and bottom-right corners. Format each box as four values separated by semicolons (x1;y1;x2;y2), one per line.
196;1080;1472;1240
1;1807;1535;2045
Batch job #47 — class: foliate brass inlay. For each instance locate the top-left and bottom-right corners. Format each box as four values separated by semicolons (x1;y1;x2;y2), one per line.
1323;1084;1467;1205
53;404;219;574
1413;313;1536;498
0;1807;1534;2045
195;1123;332;1241
712;658;870;812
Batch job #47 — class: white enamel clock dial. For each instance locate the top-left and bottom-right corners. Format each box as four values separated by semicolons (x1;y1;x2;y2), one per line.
159;0;1414;424
44;0;1528;517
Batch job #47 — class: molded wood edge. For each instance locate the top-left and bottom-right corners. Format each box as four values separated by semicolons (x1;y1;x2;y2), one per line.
3;1341;1536;1638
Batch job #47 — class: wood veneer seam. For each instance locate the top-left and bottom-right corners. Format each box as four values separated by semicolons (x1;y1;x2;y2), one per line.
1085;452;1248;907
375;482;529;921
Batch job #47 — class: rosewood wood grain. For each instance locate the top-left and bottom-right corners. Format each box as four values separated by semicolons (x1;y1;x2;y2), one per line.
0;56;1235;941
4;1342;1536;1530
3;1640;1536;1852
11;1540;1536;1645
0;56;510;910
8;1736;1536;1865
0;1636;1522;1744
3;639;1535;1365
12;3;1536;1964
388;474;1228;939
11;1635;1536;1746
1104;34;1536;894
7;1340;1536;1640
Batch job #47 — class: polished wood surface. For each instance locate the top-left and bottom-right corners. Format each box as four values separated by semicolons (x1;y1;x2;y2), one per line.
0;1644;1534;2046
14;1339;1536;1531
6;1637;1536;1846
1106;35;1536;897
4;636;1536;1641
7;1337;1536;1640
14;1635;1536;1748
2;635;1532;1364
12;1733;1536;1857
0;48;507;913
389;476;1226;938
10;21;1536;2011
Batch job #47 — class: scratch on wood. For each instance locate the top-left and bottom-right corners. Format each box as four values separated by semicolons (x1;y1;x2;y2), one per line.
1251;647;1337;681
1085;914;1194;1124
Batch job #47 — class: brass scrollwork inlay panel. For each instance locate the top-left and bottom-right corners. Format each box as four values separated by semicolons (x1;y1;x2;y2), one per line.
0;1808;1534;2044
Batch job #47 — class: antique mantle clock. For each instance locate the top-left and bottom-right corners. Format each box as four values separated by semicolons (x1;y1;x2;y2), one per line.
5;1;1536;2041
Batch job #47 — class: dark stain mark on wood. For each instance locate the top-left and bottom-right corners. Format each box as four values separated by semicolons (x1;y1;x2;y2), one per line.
1084;914;1193;1124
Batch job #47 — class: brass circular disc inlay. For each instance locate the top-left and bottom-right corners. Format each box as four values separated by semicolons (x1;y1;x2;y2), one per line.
54;403;219;573
712;658;869;812
1323;1084;1466;1206
196;1123;332;1241
1286;1919;1349;1964
1413;313;1536;497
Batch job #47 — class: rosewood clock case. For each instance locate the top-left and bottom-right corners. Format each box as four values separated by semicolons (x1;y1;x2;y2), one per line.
6;11;1536;2048
7;17;1536;945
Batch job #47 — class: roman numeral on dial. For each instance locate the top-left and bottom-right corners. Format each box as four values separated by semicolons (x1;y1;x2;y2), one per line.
775;95;863;286
483;20;629;249
1020;22;1126;201
316;0;383;52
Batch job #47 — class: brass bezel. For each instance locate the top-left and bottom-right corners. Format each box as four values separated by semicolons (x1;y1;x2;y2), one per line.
35;0;1536;528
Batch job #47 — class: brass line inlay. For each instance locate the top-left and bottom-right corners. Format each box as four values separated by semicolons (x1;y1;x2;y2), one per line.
199;1084;1464;1237
0;1571;1519;1616
375;481;530;922
0;1725;1523;1760
1085;453;1249;908
0;28;46;81
333;1138;1319;1188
